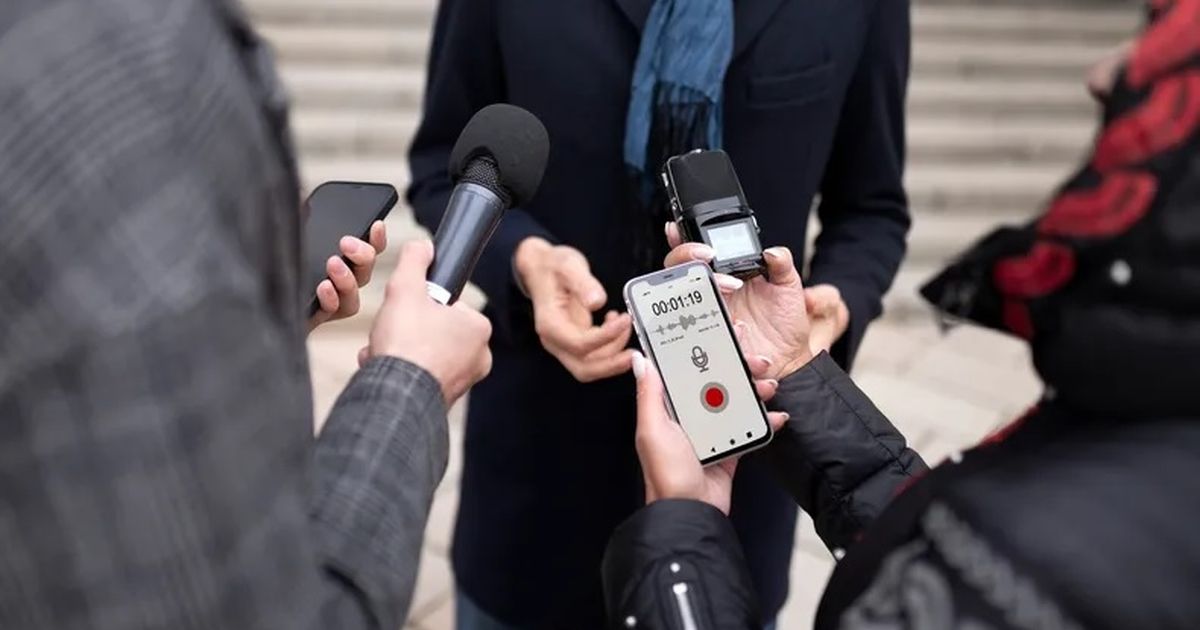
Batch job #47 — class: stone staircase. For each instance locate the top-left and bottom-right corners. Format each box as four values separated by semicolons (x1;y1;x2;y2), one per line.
244;0;1140;324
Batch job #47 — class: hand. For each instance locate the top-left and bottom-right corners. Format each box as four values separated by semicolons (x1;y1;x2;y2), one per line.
633;351;788;514
805;284;850;355
309;221;388;333
1087;39;1133;100
367;239;493;406
665;224;814;379
514;237;633;382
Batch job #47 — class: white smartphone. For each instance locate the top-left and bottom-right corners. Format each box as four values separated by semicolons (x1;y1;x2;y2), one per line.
624;261;772;465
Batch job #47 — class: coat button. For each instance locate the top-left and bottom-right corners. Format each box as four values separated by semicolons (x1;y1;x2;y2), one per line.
1110;259;1132;286
625;615;638;627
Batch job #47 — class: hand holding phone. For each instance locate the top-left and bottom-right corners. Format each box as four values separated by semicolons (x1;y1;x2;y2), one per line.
624;262;774;465
303;181;398;327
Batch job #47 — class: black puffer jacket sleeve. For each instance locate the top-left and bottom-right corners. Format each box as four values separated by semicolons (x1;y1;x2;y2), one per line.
764;352;927;551
601;499;760;630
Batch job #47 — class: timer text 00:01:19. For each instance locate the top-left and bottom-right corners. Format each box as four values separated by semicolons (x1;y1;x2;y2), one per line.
650;290;705;316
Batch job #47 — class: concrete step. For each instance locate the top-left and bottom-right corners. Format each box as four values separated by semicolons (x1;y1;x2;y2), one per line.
908;76;1097;118
913;39;1117;81
907;117;1093;165
883;264;942;322
905;163;1067;213
293;110;420;157
258;24;430;64
912;3;1138;44
245;0;435;28
904;210;1035;265
281;65;425;109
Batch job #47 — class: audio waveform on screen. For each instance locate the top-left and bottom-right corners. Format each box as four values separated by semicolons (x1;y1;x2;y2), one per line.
652;310;722;336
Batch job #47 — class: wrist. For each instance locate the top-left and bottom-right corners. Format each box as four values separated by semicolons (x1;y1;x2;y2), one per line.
775;349;816;380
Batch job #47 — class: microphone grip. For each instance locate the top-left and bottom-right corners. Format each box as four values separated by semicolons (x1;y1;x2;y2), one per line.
426;182;506;305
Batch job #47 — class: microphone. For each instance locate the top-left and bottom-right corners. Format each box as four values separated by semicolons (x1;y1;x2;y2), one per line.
426;104;550;305
690;345;710;373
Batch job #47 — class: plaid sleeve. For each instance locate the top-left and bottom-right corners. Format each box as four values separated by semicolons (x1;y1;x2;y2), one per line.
313;357;450;630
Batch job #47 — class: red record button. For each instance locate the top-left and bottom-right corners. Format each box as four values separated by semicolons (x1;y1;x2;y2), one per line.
700;382;729;413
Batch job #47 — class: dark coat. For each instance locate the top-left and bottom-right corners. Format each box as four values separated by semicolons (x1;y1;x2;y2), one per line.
603;356;1200;629
408;0;911;625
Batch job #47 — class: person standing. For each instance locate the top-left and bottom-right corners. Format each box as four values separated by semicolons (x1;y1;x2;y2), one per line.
408;0;911;626
0;1;492;627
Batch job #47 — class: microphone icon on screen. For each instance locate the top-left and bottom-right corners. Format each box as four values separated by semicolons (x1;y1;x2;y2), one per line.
691;346;710;373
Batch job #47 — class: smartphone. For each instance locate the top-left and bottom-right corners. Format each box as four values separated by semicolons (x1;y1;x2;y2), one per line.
303;181;398;315
624;261;772;465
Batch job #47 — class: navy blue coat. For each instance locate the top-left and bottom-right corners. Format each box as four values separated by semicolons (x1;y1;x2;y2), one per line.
408;0;910;626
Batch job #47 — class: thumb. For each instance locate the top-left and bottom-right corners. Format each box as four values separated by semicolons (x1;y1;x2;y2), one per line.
763;246;803;287
633;351;669;432
388;239;435;296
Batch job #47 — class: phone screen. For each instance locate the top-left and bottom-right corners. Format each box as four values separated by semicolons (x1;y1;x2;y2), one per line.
626;263;771;463
303;182;397;312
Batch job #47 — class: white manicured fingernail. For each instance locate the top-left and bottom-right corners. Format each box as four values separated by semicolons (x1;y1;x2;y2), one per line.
764;248;785;259
716;275;743;291
758;355;773;366
632;351;646;378
693;245;716;261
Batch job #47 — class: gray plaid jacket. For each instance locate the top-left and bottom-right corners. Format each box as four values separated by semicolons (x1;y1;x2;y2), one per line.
0;1;447;628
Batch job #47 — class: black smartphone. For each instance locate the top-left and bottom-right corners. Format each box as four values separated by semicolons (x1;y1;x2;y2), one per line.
303;181;398;315
623;261;772;465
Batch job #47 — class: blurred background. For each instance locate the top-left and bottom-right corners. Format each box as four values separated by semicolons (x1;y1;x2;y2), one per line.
242;0;1140;626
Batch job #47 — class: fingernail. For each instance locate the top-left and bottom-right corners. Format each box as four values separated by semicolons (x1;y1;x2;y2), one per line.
663;222;672;239
632;351;646;378
716;275;743;291
341;236;360;254
693;245;716;261
779;412;790;422
767;379;779;388
589;291;606;305
758;355;773;366
764;247;785;259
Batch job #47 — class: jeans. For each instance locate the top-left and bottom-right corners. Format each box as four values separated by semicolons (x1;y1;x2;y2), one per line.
456;591;779;630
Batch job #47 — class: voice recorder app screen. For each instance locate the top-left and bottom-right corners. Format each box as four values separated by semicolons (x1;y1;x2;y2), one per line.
627;264;769;461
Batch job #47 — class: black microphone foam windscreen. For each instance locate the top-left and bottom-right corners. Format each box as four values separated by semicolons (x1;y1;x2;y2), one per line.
670;149;747;210
449;104;550;207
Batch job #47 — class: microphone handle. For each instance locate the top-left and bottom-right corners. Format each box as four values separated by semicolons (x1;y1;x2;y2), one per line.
426;182;507;305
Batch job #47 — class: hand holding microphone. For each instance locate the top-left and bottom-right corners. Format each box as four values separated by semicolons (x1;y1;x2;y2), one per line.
368;239;493;406
365;103;556;404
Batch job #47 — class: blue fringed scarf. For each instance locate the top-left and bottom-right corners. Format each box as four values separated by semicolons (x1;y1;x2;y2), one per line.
622;0;734;269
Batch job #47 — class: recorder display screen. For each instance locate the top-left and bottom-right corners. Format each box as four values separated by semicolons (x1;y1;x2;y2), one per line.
628;264;769;461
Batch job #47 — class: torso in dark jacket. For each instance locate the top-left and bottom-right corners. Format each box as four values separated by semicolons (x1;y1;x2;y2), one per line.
818;404;1200;629
407;0;911;625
